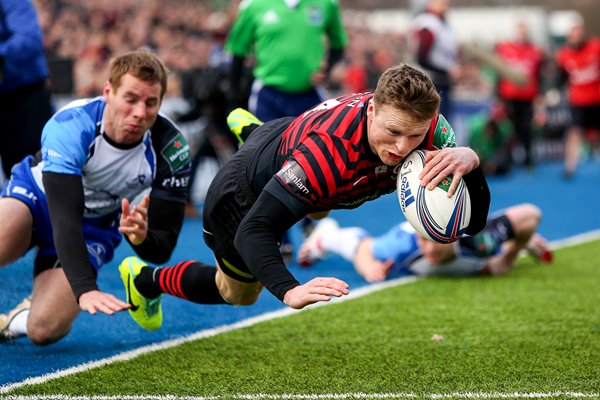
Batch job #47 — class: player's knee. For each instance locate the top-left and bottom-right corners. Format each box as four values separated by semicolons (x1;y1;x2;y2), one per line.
521;203;542;230
219;289;259;306
508;203;541;230
27;319;70;346
521;203;542;220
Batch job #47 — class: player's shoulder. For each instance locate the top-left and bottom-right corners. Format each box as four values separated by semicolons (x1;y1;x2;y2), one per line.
411;10;442;29
151;113;191;170
151;112;183;138
52;97;104;123
238;0;262;11
428;113;456;150
44;97;103;146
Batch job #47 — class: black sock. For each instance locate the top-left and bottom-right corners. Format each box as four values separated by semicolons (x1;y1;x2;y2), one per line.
135;261;227;304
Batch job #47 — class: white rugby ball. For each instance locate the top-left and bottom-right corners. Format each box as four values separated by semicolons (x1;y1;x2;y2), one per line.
397;149;471;243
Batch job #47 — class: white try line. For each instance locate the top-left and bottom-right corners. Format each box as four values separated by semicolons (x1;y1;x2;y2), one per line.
2;229;599;395
2;391;600;399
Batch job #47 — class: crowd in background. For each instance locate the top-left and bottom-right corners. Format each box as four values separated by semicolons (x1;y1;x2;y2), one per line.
28;0;599;184
35;0;487;100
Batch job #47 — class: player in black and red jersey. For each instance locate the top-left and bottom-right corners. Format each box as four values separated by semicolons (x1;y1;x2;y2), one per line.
118;64;491;330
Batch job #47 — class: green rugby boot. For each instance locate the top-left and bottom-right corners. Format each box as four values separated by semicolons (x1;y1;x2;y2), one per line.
227;108;263;144
119;256;163;331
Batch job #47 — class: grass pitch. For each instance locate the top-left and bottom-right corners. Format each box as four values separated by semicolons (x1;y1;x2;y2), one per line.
3;240;599;399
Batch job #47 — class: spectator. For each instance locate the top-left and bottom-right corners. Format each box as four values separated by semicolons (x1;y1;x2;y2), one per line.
409;0;458;120
0;0;53;178
555;14;600;179
495;21;544;168
468;101;514;176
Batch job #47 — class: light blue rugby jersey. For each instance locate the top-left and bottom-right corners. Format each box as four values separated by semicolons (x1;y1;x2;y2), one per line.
374;222;491;277
31;97;190;219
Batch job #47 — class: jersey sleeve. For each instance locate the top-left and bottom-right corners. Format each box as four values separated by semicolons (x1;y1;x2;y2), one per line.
149;116;192;204
372;222;419;264
274;130;350;208
41;105;98;175
429;113;456;150
325;0;348;50
225;0;256;57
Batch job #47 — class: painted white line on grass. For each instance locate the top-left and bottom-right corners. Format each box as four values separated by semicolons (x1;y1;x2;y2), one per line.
0;276;418;394
548;229;600;250
3;391;600;399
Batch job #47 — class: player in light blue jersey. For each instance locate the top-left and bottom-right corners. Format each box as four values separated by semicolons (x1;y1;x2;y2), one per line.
0;50;191;345
298;203;552;282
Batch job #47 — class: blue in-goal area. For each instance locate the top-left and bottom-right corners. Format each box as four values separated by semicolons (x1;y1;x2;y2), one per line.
1;159;599;387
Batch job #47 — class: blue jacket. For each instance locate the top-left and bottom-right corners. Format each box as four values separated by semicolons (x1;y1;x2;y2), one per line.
0;0;48;93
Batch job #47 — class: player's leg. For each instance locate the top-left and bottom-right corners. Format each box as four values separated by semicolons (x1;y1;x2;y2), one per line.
0;156;48;265
4;217;121;343
26;267;80;345
214;262;263;306
0;197;35;342
297;218;368;267
564;106;586;178
0;198;33;264
226;108;263;144
564;125;583;178
484;203;549;274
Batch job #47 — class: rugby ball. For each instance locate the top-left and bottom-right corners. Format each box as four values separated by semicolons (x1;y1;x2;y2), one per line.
397;150;471;243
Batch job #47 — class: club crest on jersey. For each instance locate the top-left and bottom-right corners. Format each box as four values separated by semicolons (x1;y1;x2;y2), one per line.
307;5;324;25
375;165;387;174
161;132;190;174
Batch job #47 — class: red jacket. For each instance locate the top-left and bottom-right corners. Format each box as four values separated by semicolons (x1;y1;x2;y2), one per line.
556;37;600;106
496;41;543;101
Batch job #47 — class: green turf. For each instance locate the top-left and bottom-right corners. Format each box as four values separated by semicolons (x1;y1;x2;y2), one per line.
5;240;600;399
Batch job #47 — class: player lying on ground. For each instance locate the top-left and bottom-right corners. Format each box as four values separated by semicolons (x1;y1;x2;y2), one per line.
298;203;553;282
0;51;191;345
118;63;491;332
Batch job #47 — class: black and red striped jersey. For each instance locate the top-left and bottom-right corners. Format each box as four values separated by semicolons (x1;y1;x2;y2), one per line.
268;92;455;211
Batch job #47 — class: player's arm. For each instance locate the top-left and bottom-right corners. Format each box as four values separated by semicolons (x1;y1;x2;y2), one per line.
128;118;190;263
234;188;348;309
121;195;185;264
354;238;394;283
43;172;129;314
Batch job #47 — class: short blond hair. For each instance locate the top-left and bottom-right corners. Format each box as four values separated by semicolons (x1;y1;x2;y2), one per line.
108;50;169;99
373;64;440;121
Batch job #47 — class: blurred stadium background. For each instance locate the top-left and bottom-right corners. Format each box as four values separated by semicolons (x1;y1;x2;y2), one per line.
1;0;597;195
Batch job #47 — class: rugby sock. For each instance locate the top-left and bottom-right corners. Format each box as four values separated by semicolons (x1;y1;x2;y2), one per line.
460;214;514;256
321;227;368;262
135;261;227;304
8;309;29;338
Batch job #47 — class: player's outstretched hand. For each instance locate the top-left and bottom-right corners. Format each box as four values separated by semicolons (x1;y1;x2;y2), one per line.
419;147;480;196
119;195;149;245
283;277;349;309
79;290;131;315
361;259;394;283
